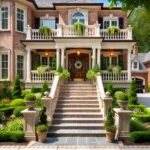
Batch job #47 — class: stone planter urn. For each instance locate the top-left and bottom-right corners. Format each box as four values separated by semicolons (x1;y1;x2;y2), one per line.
37;130;48;142
117;100;128;110
106;131;116;143
24;93;36;110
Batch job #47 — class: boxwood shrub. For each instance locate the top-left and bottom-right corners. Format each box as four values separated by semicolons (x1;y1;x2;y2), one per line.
130;131;150;143
0;131;24;142
0;107;15;117
130;120;147;132
127;104;146;112
10;99;25;106
131;113;150;122
13;106;26;117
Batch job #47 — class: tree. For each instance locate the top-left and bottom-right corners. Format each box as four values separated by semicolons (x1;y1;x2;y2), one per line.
12;75;22;99
128;80;138;105
109;0;150;11
128;7;150;52
41;81;49;96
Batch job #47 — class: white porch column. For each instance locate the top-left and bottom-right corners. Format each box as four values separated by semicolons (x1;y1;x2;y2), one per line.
128;49;131;81
61;48;65;69
26;49;31;82
92;48;96;68
26;25;32;40
56;48;60;69
97;48;101;69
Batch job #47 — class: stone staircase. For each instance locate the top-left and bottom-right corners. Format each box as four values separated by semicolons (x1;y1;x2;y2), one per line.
48;82;105;137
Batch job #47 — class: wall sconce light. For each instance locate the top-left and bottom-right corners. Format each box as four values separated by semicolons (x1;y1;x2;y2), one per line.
77;49;80;56
110;51;114;56
45;51;50;57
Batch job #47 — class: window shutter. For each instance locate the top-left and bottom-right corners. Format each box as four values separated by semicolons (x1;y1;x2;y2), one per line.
98;17;103;29
35;18;40;29
55;17;59;29
119;18;124;29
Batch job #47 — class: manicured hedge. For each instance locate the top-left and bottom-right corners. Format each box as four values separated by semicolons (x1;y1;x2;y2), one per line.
0;107;15;116
131;113;150;122
0;104;10;108
13;106;26;117
10;99;25;106
130;120;147;132
130;131;150;143
0;131;24;142
127;104;146;112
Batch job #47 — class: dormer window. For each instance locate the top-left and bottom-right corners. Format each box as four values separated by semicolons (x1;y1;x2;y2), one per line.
72;12;85;24
132;60;139;70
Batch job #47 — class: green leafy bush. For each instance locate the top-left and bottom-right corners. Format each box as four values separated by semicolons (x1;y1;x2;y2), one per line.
130;120;147;132
130;131;150;143
6;118;23;131
112;65;121;76
114;91;123;98
36;124;48;132
93;64;100;73
127;104;146;112
50;55;56;70
34;55;40;70
57;64;63;73
131;113;150;122
39;106;48;125
59;70;70;80
31;86;36;93
133;108;144;114
10;99;25;106
118;55;124;70
39;26;51;38
37;65;50;75
21;90;30;98
24;93;36;101
11;75;22;100
73;22;85;36
41;81;49;96
146;86;150;92
116;92;128;101
128;80;138;105
0;131;24;142
108;26;120;35
0;104;10;108
101;55;107;70
0;107;15;117
34;93;42;107
13;106;26;117
106;81;113;96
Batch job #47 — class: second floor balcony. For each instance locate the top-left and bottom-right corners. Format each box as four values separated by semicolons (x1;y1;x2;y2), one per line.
26;23;133;41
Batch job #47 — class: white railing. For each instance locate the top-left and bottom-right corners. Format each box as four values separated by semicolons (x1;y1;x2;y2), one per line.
31;70;56;82
101;70;128;81
31;29;57;40
62;25;95;37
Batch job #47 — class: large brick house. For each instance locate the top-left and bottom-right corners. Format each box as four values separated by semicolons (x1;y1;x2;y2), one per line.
0;0;138;89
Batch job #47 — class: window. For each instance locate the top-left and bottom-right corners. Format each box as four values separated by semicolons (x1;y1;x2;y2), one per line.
103;20;118;29
72;12;85;24
17;55;24;79
105;57;110;66
17;8;24;32
104;21;110;29
1;55;8;79
111;57;118;66
41;19;56;29
1;7;8;29
41;56;53;67
132;61;139;70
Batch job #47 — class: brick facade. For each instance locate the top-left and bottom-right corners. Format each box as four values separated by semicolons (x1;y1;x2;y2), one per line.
89;10;98;25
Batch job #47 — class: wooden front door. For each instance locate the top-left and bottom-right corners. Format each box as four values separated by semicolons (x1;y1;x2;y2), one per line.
68;53;89;80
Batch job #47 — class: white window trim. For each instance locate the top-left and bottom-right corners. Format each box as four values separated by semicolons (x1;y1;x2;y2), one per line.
0;1;10;31
132;60;139;71
15;2;27;33
15;51;26;81
68;8;88;25
0;49;10;81
104;55;118;66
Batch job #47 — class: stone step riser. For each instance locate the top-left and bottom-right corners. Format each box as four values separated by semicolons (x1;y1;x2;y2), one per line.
59;93;97;96
56;105;99;108
57;101;99;104
55;110;101;113
53;115;103;118
47;133;106;137
60;87;96;89
58;97;98;100
50;126;104;130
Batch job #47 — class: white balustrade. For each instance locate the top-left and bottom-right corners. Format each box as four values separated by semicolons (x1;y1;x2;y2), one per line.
101;70;128;81
31;70;56;82
100;29;128;40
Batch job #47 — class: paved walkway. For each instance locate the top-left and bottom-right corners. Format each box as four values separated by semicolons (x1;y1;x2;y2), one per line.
138;93;150;108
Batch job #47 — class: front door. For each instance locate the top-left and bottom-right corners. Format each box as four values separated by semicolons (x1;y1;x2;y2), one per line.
68;53;89;80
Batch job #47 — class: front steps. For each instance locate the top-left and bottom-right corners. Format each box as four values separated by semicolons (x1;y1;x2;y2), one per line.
48;82;105;137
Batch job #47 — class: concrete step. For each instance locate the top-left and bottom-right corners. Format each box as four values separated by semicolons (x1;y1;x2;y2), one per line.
48;129;106;137
53;112;103;118
56;104;99;108
57;100;99;104
55;108;101;113
50;123;104;130
58;96;98;100
59;89;97;92
52;118;104;124
59;92;97;96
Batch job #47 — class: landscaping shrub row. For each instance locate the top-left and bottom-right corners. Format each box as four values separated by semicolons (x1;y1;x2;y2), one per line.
130;131;150;143
0;107;16;117
130;120;147;132
131;113;150;122
0;131;24;142
127;104;146;112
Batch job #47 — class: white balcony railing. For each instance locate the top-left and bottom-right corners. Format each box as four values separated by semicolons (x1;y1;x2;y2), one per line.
31;70;56;82
26;24;133;40
101;70;128;81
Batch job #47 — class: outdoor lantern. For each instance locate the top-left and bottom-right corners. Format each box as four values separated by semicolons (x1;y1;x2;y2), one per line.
77;49;80;56
110;51;114;56
45;51;50;57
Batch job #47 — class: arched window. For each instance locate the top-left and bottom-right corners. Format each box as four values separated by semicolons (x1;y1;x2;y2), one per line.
72;12;85;24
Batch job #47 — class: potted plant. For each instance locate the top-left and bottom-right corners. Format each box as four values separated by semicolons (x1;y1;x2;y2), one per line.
39;26;51;38
112;65;121;76
24;93;36;110
104;105;116;142
116;92;129;110
37;106;48;142
37;65;50;75
73;22;86;36
108;26;120;36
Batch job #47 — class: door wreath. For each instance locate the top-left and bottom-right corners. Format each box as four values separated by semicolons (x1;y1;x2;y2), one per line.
75;61;82;69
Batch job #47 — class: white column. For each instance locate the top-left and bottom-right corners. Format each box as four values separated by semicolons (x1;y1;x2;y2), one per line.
61;48;65;69
92;48;96;68
56;48;60;69
97;48;101;69
26;25;32;40
57;24;63;37
128;49;131;81
95;21;100;37
26;49;31;82
127;25;133;40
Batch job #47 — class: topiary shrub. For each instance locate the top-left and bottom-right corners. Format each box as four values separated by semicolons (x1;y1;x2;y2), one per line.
130;131;150;143
93;64;100;73
24;93;36;101
130;120;147;132
39;106;48;125
101;55;107;70
13;106;26;117
11;75;22;100
41;81;49;96
57;64;63;73
21;90;30;98
6;118;23;131
118;55;124;70
10;99;25;106
127;104;146;112
116;92;128;101
0;131;24;142
34;55;40;70
131;114;150;122
106;81;113;96
50;55;56;70
128;80;138;105
36;124;48;132
31;86;36;93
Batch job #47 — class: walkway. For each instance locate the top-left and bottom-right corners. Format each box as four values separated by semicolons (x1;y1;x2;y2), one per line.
138;93;150;108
